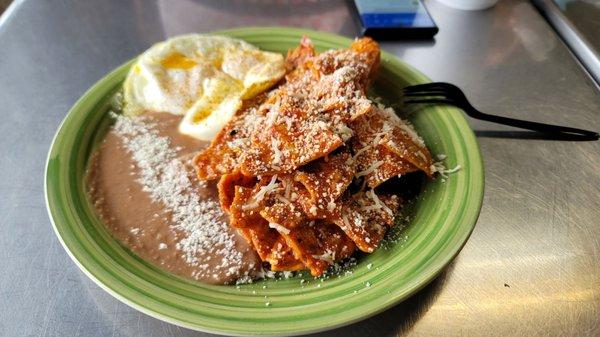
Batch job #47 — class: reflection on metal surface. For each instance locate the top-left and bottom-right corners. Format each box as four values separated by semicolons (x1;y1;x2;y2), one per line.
552;0;600;52
156;0;355;37
532;0;600;85
0;0;599;336
510;3;557;62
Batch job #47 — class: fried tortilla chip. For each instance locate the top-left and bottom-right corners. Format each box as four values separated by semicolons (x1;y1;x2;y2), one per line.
285;35;316;75
332;190;400;253
282;221;356;276
294;149;355;219
259;178;306;230
259;149;355;228
194;94;268;180
350;104;433;188
190;37;437;278
217;169;257;211
229;179;305;269
266;236;306;271
195;37;380;180
238;37;380;176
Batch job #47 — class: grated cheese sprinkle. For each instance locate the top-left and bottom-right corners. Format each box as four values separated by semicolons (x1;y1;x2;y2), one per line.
398;121;426;148
312;250;335;264
112;113;245;279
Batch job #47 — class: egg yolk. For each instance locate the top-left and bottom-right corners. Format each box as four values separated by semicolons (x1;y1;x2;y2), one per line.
160;53;197;70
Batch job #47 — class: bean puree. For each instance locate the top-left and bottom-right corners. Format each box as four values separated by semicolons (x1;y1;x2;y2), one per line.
87;112;261;284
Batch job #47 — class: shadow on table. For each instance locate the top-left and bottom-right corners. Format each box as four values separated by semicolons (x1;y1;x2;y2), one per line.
305;261;456;337
188;0;341;17
82;260;455;337
475;130;599;141
404;106;598;142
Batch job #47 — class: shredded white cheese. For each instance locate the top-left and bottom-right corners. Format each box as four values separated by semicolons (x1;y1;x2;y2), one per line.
269;222;290;234
366;189;394;217
241;202;260;211
275;195;292;205
355;160;384;178
312;250;335;264
341;213;351;229
271;137;282;164
284;180;292;199
242;175;279;210
336;124;354;141
431;160;462;178
347;144;371;165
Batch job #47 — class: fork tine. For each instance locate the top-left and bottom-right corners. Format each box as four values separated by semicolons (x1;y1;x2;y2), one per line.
403;91;448;97
402;83;443;92
403;82;452;91
403;82;459;93
436;82;460;90
404;82;447;89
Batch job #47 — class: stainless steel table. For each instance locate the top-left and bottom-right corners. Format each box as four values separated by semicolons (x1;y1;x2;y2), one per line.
1;1;599;336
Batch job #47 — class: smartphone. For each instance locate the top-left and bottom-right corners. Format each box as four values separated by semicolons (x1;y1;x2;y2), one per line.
352;0;439;40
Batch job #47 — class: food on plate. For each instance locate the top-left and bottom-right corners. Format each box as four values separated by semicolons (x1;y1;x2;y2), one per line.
194;37;433;276
88;112;262;284
88;34;440;284
123;34;285;140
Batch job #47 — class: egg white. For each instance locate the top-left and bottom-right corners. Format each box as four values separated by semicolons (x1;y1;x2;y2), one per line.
123;34;285;141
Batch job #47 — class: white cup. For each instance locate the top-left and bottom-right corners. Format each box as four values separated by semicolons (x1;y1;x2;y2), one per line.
436;0;499;10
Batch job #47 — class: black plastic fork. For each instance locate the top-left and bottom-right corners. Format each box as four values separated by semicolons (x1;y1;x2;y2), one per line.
403;82;599;141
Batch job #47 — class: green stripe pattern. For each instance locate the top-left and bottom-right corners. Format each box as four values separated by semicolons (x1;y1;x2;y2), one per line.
45;27;484;336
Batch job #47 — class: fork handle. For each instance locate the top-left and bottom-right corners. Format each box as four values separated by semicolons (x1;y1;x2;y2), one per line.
464;106;599;140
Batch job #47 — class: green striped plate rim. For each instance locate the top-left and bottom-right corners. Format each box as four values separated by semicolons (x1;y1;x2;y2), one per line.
45;27;484;336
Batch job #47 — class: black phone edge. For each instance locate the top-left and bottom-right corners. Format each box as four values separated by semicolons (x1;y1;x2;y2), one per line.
347;0;439;40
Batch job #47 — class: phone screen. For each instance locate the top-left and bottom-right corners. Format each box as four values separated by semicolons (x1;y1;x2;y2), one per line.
353;0;438;39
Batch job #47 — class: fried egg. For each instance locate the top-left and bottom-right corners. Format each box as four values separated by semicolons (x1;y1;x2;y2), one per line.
123;34;285;140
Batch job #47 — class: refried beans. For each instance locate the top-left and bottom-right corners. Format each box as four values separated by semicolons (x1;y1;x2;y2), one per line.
87;112;261;284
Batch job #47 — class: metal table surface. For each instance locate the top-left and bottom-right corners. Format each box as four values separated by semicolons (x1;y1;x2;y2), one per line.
1;0;599;336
